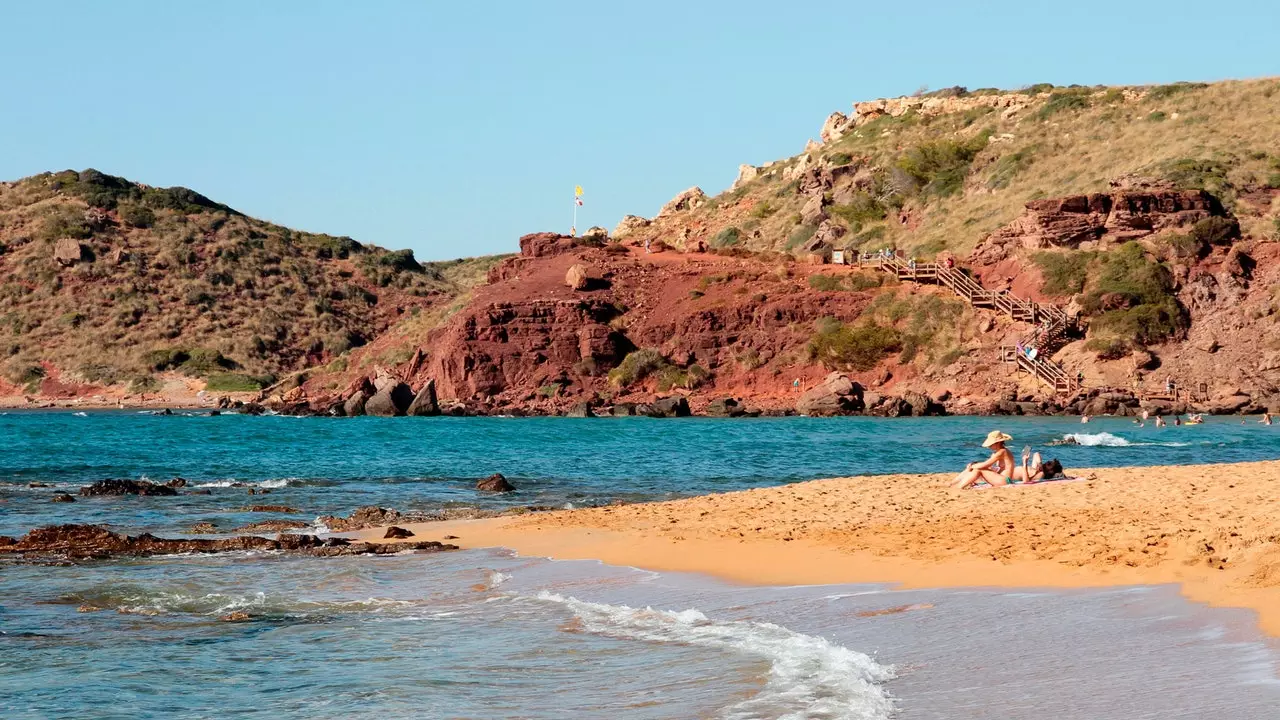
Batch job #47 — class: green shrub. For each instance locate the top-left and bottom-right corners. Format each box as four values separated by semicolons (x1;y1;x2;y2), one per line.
144;347;236;376
1266;172;1280;190
894;132;991;198
807;319;902;371
1146;111;1168;122
1036;91;1091;120
1161;158;1230;191
711;227;741;248
127;375;160;393
1189;216;1238;246
607;348;669;387
846;272;883;291
204;373;268;392
1084;337;1131;359
117;203;156;228
656;364;710;391
536;384;561;397
828;192;887;226
1145;82;1208;101
828;152;854;167
1033;251;1094;296
987;148;1035;189
1082;243;1186;344
750;201;777;219
808;274;845;291
1161;232;1206;260
1020;83;1056;95
786;224;817;250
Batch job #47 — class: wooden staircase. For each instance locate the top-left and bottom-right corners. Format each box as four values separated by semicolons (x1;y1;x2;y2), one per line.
856;254;1081;396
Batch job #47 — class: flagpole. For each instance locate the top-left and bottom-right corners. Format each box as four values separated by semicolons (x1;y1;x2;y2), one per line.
572;196;577;236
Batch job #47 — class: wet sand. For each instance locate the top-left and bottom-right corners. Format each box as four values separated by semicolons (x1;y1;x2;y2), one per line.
353;460;1280;636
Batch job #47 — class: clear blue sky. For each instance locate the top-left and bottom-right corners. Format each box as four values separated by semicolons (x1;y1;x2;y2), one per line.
3;1;1277;260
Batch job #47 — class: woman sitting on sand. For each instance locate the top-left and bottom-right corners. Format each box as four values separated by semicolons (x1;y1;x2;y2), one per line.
954;431;1063;489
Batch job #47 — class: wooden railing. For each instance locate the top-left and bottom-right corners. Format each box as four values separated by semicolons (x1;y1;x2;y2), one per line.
856;254;1081;396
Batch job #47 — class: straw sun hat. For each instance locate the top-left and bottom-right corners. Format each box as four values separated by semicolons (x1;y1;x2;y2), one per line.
982;430;1012;448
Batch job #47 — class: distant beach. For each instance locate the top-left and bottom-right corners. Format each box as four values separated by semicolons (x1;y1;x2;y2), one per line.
353;459;1280;638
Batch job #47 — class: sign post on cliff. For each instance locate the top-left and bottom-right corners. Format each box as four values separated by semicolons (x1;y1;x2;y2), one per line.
572;185;583;236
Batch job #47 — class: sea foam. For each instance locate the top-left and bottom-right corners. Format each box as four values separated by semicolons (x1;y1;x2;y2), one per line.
532;591;896;720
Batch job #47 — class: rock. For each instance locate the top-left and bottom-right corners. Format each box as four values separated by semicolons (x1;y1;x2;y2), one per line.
29;482;50;488
188;522;218;534
318;506;409;532
232;519;310;533
0;524;457;560
519;232;579;258
1207;394;1251;414
80;479;178;497
384;526;415;540
581;226;609;242
731;164;761;190
365;382;414;417
877;397;911;417
406;379;440;416
705;397;748;417
220;611;251;622
476;473;515;492
165;477;187;489
240;403;265;416
53;238;86;266
657;187;708;217
797;372;863;416
820;111;851;143
610;403;638;417
187;489;212;496
51;492;76;503
241;505;299;513
800;194;827;225
613;215;651;239
902;391;946;416
644;396;691;418
77;605;104;613
566;401;594;418
566;263;590;290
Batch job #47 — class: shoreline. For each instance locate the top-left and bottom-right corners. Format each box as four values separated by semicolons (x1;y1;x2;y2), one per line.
351;460;1280;638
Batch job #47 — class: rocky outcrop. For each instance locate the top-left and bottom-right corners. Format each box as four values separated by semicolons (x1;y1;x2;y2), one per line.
406;379;440;416
797;372;864;415
80;479;178;497
365;381;414;416
972;190;1234;264
706;397;758;417
318;506;416;532
51;492;76;503
657;187;707;217
613;215;651;239
820;111;850;143
641;396;691;418
53;238;86;266
0;524;456;560
519;232;579;258
383;526;415;539
476;473;515;492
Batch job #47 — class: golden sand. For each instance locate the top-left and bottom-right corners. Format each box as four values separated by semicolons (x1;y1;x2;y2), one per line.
352;461;1280;636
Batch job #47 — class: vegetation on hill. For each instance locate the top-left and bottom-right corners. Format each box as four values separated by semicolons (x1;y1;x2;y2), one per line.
0;169;495;392
661;78;1280;259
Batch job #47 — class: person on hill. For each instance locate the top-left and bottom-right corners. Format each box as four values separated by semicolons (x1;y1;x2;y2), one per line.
952;431;1016;489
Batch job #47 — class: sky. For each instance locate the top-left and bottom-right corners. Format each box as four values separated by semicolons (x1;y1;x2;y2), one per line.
2;1;1278;260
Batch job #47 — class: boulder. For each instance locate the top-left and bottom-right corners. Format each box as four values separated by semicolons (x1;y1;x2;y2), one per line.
610;403;638;417
477;473;515;492
797;372;863;416
165;477;187;489
877;396;911;417
731;164;760;190
365;382;414;417
581;226;609;242
343;392;369;417
820;111;851;143
318;506;407;532
406;379;440;416
902;391;945;417
53;238;86;266
705;398;747;417
566;263;590;290
657;187;708;217
644;396;691;418
800;194;827;225
80;479;178;497
51;492;76;503
519;232;578;258
1207;394;1251;414
383;526;415;540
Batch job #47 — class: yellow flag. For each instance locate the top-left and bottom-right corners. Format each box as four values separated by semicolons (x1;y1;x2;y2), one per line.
574;185;583;197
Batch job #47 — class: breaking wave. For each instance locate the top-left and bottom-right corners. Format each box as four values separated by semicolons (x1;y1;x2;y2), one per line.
193;478;293;489
531;591;895;720
1062;432;1191;448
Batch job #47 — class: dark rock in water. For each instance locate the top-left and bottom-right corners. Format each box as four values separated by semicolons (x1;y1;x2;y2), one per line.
318;506;408;532
476;473;515;492
442;535;459;540
50;492;76;503
406;379;440;416
28;482;51;488
153;408;173;416
188;522;218;534
610;403;638;417
187;489;213;496
241;403;266;416
248;488;258;495
208;410;221;416
365;382;414;417
77;604;104;613
566;401;594;418
220;611;251;622
165;477;188;489
232;519;311;533
0;524;457;559
643;396;691;418
797;372;864;416
705;398;748;417
240;505;299;513
80;479;178;497
343;392;368;417
384;526;415;539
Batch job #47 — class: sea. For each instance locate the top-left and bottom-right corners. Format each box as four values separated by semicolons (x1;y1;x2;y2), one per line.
2;411;1278;719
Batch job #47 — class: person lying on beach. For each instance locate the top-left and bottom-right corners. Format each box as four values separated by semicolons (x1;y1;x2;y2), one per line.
1012;446;1063;483
952;431;1016;489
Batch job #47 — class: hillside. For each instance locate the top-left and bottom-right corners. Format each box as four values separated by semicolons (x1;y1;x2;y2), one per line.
0;170;498;400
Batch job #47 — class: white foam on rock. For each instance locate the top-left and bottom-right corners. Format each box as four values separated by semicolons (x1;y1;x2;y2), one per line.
531;591;896;720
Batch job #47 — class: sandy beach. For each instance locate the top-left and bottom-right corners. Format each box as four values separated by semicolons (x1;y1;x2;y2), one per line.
354;460;1280;637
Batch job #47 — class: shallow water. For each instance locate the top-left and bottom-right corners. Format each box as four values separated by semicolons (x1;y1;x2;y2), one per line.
2;411;1279;718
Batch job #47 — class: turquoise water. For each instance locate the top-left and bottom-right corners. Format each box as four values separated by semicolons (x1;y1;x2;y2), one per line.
2;412;1279;718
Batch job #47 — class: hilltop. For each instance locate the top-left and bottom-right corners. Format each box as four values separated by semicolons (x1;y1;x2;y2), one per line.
0;170;499;402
